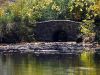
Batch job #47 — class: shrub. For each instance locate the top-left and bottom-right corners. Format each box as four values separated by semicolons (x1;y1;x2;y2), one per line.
0;0;36;43
80;20;95;36
68;0;96;21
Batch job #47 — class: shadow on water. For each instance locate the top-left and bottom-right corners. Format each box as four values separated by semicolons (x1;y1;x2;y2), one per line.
0;53;100;75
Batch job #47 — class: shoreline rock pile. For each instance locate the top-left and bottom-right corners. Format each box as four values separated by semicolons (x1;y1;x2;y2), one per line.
0;42;99;55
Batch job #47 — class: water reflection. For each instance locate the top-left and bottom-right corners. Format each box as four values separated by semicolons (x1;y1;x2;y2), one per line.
0;54;100;75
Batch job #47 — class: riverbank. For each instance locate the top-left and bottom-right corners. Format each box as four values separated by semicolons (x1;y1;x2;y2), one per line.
0;42;99;55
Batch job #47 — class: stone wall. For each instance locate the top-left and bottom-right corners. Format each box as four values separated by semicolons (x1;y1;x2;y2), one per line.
0;42;98;55
35;20;81;42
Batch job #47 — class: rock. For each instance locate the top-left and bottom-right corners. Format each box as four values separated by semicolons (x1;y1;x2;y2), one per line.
0;42;99;54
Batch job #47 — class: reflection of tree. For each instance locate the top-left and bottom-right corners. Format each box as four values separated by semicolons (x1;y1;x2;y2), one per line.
9;55;80;75
0;54;100;75
80;52;96;75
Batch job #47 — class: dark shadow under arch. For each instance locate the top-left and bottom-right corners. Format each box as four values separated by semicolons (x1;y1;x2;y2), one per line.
76;35;83;43
53;30;67;42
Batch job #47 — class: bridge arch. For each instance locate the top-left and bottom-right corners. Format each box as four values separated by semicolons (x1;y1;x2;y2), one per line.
53;30;67;42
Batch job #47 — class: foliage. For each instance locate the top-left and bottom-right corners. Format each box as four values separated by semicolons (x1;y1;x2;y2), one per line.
0;0;70;21
0;0;37;43
0;0;100;43
36;0;70;20
80;20;95;36
68;0;99;39
68;0;96;21
91;0;100;15
0;0;71;43
68;0;100;43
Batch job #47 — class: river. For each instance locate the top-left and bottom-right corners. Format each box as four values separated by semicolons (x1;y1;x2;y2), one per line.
0;53;100;75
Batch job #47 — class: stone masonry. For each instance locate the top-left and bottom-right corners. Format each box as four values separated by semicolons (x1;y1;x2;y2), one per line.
35;20;81;42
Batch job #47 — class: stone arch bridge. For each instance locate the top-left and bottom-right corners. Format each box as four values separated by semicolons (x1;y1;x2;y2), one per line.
34;20;81;42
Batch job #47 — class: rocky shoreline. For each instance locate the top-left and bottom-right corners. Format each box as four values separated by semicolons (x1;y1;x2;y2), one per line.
0;42;99;55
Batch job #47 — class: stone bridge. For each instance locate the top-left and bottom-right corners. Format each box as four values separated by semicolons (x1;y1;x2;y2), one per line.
35;20;81;42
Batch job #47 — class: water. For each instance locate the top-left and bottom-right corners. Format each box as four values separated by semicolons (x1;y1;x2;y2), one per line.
0;53;100;75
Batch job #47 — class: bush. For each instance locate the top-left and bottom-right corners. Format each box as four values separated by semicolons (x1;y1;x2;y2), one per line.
80;20;95;36
68;0;100;43
0;0;36;43
68;0;96;21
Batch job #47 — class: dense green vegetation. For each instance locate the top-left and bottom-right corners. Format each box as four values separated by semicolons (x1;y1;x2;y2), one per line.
0;0;100;43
